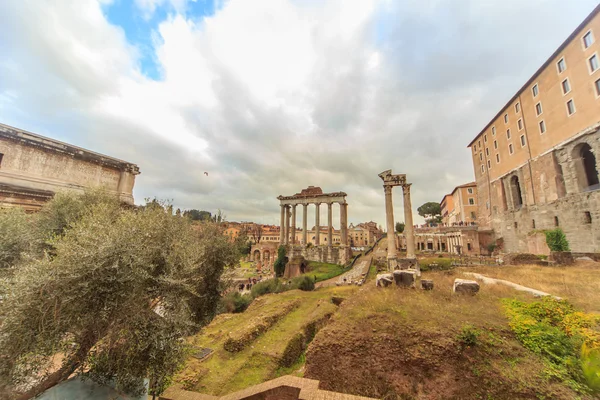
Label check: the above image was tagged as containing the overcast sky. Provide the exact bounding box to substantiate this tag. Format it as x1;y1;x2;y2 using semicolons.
1;0;598;227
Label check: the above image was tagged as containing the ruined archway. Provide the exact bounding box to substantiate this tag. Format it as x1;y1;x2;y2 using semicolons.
510;175;523;208
253;249;261;262
573;143;599;191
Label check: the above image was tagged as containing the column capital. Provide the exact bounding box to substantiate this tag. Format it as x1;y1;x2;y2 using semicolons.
384;186;393;195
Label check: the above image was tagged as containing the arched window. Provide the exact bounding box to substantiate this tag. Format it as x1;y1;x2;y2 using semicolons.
581;143;599;189
510;176;523;208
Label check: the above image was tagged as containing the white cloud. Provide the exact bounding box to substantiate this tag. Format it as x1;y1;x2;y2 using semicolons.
1;0;599;227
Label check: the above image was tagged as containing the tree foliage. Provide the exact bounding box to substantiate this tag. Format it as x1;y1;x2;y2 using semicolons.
273;246;288;277
0;192;238;398
417;202;442;224
0;208;37;269
183;209;212;221
395;222;405;233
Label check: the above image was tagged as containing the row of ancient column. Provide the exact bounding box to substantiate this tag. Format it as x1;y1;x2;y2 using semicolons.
279;202;348;246
384;183;416;260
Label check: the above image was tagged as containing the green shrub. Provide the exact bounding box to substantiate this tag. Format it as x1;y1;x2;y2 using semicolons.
294;276;315;291
218;292;253;314
545;228;570;252
457;324;480;347
503;297;600;393
274;246;288;277
487;243;497;253
251;279;283;297
250;276;315;298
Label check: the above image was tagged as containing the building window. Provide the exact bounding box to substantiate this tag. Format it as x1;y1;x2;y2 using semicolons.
583;31;595;49
515;102;521;113
561;78;571;95
504;113;508;123
566;99;576;115
514;222;518;229
478;140;481;148
532;219;536;229
0;153;3;168
496;154;500;163
532;83;539;97
574;142;599;190
479;153;483;161
510;176;523;208
494;140;498;149
486;148;489;156
554;216;559;227
557;57;566;73
473;145;477;153
535;102;543;116
520;135;526;147
585;211;592;224
517;118;523;131
484;134;488;143
595;78;600;96
487;160;491;169
469;198;475;205
509;143;514;154
467;243;472;251
539;120;546;134
481;164;485;174
589;54;599;73
492;126;496;135
467;187;473;194
506;129;511;139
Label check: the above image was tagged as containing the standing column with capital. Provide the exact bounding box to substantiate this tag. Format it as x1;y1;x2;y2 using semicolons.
314;203;320;245
402;184;416;259
327;203;333;247
383;185;397;268
340;202;348;246
279;205;285;245
291;205;297;245
284;205;290;245
302;203;308;245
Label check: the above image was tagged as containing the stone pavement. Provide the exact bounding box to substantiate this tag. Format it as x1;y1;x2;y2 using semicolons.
316;255;372;288
159;375;376;400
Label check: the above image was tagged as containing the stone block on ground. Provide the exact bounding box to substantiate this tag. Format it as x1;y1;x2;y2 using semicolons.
376;273;393;287
393;270;416;288
421;279;434;290
453;279;480;295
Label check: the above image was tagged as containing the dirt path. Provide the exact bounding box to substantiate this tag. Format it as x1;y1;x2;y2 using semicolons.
463;272;562;299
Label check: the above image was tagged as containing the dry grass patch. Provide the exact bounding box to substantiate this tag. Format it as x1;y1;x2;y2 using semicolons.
305;270;590;399
461;262;600;313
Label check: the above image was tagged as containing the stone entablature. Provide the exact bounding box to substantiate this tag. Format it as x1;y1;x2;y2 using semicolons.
0;123;140;207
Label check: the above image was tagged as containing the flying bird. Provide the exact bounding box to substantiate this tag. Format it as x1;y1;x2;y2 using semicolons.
204;172;208;176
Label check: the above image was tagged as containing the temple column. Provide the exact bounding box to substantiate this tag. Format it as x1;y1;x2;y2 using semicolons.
340;202;348;246
279;204;285;245
327;203;333;247
284;206;290;245
402;184;416;259
302;203;308;245
383;186;397;268
291;205;297;245
314;203;321;245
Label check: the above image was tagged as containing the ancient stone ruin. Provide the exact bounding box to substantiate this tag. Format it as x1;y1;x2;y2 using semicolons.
277;186;351;274
378;170;417;271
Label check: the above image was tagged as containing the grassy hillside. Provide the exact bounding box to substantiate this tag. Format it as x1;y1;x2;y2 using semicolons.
174;285;357;395
305;268;598;399
304;261;350;282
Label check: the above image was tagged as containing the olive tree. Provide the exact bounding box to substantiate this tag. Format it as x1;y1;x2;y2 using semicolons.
0;198;237;399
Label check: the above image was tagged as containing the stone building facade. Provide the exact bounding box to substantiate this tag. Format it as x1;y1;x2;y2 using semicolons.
468;5;600;253
0;123;139;210
440;182;478;225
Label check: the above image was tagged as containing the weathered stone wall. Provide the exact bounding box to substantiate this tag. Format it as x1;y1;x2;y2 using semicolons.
0;125;138;205
288;245;351;265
